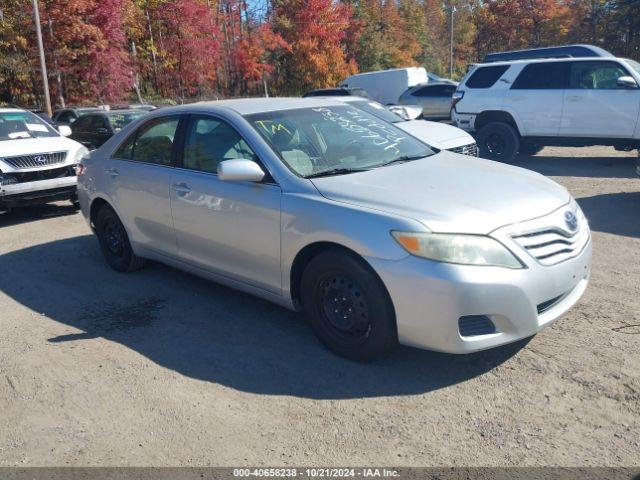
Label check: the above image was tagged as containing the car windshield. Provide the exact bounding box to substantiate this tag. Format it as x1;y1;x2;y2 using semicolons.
106;111;146;132
350;100;404;123
0;111;59;141
624;59;640;76
246;105;433;178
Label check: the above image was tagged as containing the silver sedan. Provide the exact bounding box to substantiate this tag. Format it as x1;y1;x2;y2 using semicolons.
78;98;591;360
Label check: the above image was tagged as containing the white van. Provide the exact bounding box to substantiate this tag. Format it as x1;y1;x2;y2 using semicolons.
341;67;428;105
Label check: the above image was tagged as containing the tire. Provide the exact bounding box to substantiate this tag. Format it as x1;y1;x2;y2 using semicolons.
300;249;398;360
95;204;145;272
519;142;544;156
70;193;80;209
476;121;520;162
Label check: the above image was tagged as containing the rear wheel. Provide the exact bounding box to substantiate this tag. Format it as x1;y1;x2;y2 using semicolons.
300;249;397;360
476;121;520;162
95;204;145;272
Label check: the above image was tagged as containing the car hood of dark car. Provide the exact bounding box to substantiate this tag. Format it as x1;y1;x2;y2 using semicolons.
309;150;571;234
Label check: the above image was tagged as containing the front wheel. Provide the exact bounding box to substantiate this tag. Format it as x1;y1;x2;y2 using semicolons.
300;250;398;360
476;121;520;162
95;205;145;272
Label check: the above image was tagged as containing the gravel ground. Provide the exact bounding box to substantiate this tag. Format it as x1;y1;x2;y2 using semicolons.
0;146;638;466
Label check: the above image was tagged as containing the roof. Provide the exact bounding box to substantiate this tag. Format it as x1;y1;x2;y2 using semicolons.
166;97;349;115
474;56;624;67
483;44;613;63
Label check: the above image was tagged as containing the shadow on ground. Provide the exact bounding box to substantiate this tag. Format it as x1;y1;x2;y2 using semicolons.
577;191;640;239
0;203;79;227
511;153;637;179
0;234;529;399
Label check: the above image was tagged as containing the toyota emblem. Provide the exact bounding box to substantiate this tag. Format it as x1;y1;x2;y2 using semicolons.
564;211;578;231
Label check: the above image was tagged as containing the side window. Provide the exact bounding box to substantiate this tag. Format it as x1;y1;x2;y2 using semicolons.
569;61;631;89
183;116;257;174
113;132;136;160
89;115;108;130
131;116;179;166
512;62;568;89
58;111;75;123
465;65;510;88
72;116;92;131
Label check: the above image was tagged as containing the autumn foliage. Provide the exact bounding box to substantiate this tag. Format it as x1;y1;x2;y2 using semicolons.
0;0;639;107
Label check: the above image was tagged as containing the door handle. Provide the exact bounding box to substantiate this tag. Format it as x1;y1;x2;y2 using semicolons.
171;182;191;193
105;167;119;177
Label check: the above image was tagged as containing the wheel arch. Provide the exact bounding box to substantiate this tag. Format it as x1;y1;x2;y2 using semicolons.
475;110;522;136
288;241;394;316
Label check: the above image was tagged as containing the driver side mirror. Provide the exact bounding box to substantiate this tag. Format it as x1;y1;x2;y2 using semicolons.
617;76;638;88
217;159;265;182
58;125;72;137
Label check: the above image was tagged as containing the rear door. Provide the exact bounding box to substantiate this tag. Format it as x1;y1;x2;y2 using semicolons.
560;60;640;138
504;61;568;136
104;115;182;256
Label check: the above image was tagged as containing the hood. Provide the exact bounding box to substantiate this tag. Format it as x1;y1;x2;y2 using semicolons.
396;120;474;150
310;151;570;235
0;136;82;159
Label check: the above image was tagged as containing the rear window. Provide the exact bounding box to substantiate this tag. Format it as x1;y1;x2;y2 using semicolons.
512;62;568;89
465;65;509;88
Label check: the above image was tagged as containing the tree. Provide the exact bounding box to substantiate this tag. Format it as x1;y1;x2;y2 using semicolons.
272;0;357;94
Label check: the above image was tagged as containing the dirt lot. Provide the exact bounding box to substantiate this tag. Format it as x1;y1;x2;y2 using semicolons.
1;146;639;467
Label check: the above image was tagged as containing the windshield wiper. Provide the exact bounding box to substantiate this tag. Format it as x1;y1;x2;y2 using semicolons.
305;167;371;179
379;154;427;167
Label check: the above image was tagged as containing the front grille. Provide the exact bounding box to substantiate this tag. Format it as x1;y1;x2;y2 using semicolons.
0;166;75;185
537;295;564;314
1;151;67;169
458;315;496;337
511;207;589;266
449;142;479;157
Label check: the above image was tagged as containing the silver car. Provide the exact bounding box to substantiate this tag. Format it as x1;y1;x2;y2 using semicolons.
398;82;458;120
78;98;591;360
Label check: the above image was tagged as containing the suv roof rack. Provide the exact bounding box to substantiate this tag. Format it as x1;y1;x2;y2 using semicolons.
483;44;613;63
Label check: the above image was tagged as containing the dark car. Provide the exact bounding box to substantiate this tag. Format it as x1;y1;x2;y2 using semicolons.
70;110;147;149
52;107;101;126
397;81;459;120
31;110;55;125
303;87;370;98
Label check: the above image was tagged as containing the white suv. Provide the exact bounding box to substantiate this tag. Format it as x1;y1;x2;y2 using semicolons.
452;57;640;163
0;108;88;213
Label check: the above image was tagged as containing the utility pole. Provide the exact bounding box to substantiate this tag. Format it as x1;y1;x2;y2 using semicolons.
450;4;455;79
31;0;52;116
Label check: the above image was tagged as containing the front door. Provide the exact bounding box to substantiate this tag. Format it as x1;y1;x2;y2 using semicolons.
170;114;282;294
560;60;640;138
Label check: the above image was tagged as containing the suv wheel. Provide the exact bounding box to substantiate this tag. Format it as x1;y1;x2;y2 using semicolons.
476;121;520;162
300;249;398;361
95;204;145;272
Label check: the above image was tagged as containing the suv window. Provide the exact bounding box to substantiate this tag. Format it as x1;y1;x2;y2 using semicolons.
512;62;568;89
113;116;179;165
72;115;93;131
183;116;257;174
465;65;509;88
89;115;108;130
412;84;456;96
569;61;632;89
57;110;77;123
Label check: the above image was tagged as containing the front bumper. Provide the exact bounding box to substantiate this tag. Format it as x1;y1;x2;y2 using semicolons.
366;234;591;354
0;176;77;208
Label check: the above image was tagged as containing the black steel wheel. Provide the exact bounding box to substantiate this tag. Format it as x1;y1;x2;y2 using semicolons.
95;204;145;272
301;249;397;360
476;121;520;162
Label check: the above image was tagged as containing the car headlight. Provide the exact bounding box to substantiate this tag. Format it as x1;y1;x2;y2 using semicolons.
74;146;90;163
391;231;524;269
